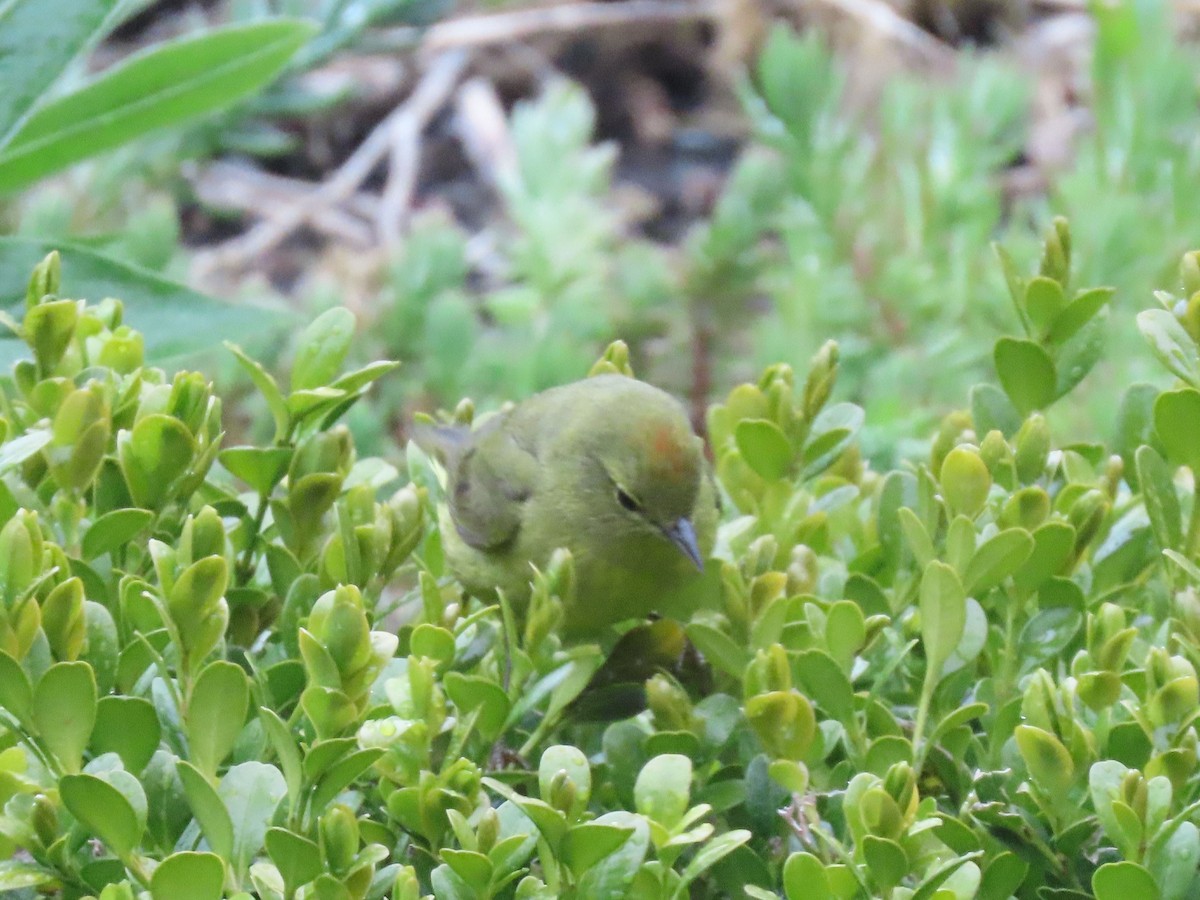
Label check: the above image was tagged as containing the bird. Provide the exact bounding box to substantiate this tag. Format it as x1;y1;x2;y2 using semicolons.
415;374;720;638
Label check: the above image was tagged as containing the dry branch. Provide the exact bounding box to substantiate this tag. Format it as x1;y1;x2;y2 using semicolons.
194;49;469;275
813;0;956;68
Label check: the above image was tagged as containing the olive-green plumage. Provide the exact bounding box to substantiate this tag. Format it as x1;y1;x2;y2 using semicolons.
418;375;719;637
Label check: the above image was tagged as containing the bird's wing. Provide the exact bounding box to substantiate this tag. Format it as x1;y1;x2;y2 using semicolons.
444;418;539;552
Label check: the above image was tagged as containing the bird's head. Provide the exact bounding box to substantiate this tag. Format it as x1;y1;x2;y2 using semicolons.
584;396;707;569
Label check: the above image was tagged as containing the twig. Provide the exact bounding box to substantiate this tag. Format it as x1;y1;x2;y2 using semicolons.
454;77;518;189
377;109;422;246
369;0;720;53
813;0;956;69
189;160;378;245
377;49;473;243
195;49;468;272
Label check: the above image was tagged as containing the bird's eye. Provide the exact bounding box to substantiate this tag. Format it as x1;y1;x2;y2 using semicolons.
616;488;641;512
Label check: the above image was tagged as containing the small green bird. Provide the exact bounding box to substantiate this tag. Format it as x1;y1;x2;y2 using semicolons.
417;375;719;637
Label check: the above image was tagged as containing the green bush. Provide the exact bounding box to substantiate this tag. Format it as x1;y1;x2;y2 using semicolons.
5;216;1200;900
341;9;1200;463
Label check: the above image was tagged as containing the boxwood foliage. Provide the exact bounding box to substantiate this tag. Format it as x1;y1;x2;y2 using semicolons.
2;221;1200;900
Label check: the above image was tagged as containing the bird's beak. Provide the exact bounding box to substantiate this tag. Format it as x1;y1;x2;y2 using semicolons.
663;517;704;570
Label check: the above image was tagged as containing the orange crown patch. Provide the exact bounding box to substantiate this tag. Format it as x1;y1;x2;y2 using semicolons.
650;424;689;478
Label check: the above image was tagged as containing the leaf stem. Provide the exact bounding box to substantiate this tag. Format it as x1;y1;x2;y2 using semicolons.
911;673;935;775
1185;467;1200;559
236;491;271;586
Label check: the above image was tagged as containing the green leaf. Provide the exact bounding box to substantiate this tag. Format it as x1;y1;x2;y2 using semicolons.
0;0;118;149
559;823;632;879
802;403;864;476
441;849;493;892
1053;316;1106;398
82;508;155;561
186;660;248;778
33;661;97;773
1024;277;1067;335
256;712;300;811
910;853;983;900
1018;606;1083;669
219;446;292;497
1013;521;1075;591
280;381;334;414
0;860;58;891
444;672;511;741
824;601;866;670
929;702;988;746
862;835;909;891
1115;384;1160;489
150;851;225;900
735;419;792;480
0;429;51;472
219;761;287;879
634;755;691;828
310;748;383;813
81;594;120;689
940;447;991;518
291;307;356;392
978;853;1028;900
994;242;1026;308
1165;550;1200;585
963;528;1034;594
328;360;399;394
0;238;282;369
430;865;472;900
301;737;357;782
0;649;32;726
1014;725;1074;799
1155;388;1200;472
994;338;1056;415
969;383;1022;438
575;811;649;898
500;795;567;851
91;695;161;775
919;561;966;676
945;513;976;575
898;507;934;568
0;20;318;192
1092;862;1160;900
1089;760;1136;858
794;649;855;724
410;622;456;665
177;759;234;861
266;827;322;897
677;828;751;889
118;414;196;509
1138;308;1200;387
685;622;750;679
1048;287;1114;345
539;744;592;815
60;772;143;858
225;344;291;443
1136;446;1182;554
942;597;987;676
782;852;832;900
1152;820;1200;900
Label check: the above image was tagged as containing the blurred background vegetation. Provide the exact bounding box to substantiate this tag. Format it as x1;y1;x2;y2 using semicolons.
3;0;1197;463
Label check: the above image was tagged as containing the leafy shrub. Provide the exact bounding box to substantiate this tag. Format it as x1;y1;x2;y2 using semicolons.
350;29;1033;453
0;0;320;367
344;11;1200;464
1;0;435;369
7;226;1200;898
